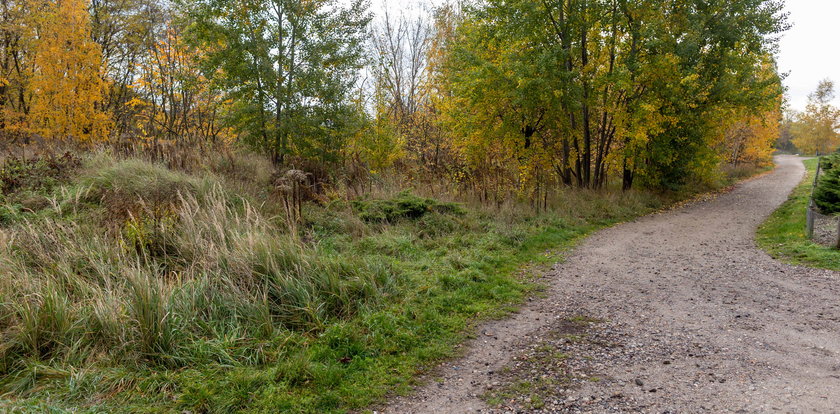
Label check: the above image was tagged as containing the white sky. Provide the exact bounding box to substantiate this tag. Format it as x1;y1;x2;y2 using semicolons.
773;1;838;111
368;0;834;112
368;0;445;17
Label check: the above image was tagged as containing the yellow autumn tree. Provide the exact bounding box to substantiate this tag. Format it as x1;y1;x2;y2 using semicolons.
28;0;111;143
721;108;781;166
791;80;840;155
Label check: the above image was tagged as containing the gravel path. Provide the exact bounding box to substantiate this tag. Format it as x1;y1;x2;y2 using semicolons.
382;155;840;413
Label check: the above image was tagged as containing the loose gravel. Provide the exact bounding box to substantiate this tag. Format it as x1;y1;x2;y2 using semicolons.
812;214;839;248
381;155;840;413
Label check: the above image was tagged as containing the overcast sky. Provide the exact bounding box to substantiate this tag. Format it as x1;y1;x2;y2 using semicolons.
368;0;444;17
778;0;840;112
368;0;834;112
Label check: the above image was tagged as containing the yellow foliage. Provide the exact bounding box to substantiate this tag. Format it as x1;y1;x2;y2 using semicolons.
790;80;840;155
28;0;111;143
721;109;780;166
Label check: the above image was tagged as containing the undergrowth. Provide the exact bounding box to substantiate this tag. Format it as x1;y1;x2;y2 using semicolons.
0;151;733;413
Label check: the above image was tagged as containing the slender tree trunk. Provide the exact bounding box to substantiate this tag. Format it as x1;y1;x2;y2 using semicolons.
580;3;592;188
272;4;286;164
622;159;634;190
560;136;572;185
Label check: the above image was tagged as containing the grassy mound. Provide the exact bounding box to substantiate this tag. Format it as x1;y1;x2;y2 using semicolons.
0;155;394;390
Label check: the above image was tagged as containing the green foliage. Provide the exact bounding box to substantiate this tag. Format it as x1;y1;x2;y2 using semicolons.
0;0;795;410
443;0;786;191
821;153;840;171
185;0;371;163
80;156;201;216
814;154;840;214
0;202;24;225
122;214;179;260
351;191;464;222
0;154;396;373
757;158;840;271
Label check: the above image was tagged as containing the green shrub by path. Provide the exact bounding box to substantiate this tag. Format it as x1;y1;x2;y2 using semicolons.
0;153;756;413
757;158;840;271
813;153;840;215
819;153;840;171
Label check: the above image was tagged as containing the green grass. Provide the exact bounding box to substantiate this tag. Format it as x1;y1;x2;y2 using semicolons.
757;158;840;271
0;153;757;413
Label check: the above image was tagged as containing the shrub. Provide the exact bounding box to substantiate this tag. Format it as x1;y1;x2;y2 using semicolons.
814;153;840;214
820;153;840;171
814;164;840;214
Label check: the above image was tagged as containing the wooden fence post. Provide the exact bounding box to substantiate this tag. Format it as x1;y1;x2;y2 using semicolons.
835;217;840;249
807;157;822;240
813;159;822;188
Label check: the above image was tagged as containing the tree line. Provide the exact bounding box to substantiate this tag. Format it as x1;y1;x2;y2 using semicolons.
779;79;840;156
0;0;787;200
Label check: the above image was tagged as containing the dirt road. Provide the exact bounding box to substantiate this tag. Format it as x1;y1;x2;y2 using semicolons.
383;155;840;413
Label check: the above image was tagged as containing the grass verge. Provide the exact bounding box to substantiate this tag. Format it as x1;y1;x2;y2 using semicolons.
757;158;840;271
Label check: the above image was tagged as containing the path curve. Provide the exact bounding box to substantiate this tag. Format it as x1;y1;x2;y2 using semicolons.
383;155;840;413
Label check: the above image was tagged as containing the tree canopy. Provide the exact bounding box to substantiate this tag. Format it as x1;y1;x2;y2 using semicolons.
790;79;840;155
0;0;788;196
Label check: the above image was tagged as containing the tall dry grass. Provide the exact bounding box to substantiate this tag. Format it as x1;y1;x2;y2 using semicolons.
0;154;396;382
